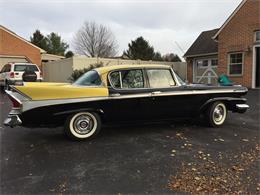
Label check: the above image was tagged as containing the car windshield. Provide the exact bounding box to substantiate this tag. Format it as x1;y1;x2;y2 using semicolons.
74;70;102;86
174;72;186;85
14;64;39;72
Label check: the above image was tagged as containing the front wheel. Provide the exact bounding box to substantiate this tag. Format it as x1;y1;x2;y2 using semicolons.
64;112;101;141
205;101;227;127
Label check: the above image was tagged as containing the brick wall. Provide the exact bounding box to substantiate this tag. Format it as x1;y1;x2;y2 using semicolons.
186;58;193;83
0;28;42;67
218;0;260;88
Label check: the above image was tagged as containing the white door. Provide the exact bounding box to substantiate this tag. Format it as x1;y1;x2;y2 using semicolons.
193;58;218;85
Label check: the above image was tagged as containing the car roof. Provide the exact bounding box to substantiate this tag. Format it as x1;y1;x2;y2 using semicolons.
95;64;171;74
11;63;37;66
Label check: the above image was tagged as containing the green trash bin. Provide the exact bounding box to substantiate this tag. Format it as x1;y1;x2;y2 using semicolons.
218;74;234;86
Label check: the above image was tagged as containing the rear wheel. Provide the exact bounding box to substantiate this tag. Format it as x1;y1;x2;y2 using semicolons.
64;112;101;141
205;101;227;127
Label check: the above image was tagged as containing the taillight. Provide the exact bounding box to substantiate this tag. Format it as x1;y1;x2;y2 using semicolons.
7;94;21;108
10;72;14;78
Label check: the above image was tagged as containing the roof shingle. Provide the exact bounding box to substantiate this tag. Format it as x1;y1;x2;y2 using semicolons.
184;29;219;57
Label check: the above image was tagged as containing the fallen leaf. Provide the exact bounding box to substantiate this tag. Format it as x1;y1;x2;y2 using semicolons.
194;177;200;180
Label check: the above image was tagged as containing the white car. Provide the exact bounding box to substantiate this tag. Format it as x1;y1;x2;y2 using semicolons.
0;63;43;89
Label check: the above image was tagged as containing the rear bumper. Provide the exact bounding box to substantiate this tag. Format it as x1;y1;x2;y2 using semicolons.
235;104;249;113
4;115;22;127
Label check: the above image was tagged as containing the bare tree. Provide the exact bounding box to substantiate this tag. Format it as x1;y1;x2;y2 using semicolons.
73;22;118;57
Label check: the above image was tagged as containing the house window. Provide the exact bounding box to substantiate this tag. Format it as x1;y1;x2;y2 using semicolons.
211;59;218;66
196;60;208;68
229;53;243;76
255;31;260;42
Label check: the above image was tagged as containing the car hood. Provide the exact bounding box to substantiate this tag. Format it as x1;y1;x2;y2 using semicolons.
13;82;109;100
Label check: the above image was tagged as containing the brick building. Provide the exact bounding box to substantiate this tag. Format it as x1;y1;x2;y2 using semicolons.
0;25;46;70
184;0;260;88
0;25;65;72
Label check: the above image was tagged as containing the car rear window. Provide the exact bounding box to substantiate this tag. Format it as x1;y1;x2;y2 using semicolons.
73;70;102;86
14;64;39;72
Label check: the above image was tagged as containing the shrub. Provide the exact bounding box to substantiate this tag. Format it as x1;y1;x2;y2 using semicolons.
68;62;104;82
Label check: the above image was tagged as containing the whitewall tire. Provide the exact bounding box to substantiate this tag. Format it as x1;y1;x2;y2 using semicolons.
206;101;227;127
64;112;101;140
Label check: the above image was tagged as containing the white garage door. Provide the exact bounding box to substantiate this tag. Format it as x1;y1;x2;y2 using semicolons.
193;58;218;85
0;56;29;70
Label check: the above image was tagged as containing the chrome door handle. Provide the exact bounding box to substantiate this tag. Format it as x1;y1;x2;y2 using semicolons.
151;91;161;95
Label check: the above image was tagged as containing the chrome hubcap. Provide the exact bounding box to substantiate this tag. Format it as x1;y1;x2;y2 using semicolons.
73;115;94;135
213;105;225;123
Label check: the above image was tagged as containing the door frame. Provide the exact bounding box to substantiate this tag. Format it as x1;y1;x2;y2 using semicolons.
252;45;260;88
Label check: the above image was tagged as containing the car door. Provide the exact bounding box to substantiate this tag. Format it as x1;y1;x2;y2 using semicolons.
0;65;8;85
145;68;199;120
105;68;152;122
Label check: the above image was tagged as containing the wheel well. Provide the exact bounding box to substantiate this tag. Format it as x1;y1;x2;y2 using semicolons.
201;100;232;113
54;109;105;124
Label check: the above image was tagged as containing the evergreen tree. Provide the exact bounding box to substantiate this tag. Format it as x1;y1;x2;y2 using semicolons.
30;30;69;56
123;37;155;60
30;30;48;51
153;52;163;61
46;32;69;56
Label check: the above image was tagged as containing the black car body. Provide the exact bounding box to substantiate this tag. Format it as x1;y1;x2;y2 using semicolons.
4;64;249;140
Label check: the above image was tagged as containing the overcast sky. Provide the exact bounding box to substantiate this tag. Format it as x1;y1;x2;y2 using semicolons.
0;0;242;58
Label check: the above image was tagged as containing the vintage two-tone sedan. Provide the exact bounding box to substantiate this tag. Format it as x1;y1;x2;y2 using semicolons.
4;64;249;140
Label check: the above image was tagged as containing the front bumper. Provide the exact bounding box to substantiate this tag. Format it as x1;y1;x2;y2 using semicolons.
235;104;249;113
4;115;22;127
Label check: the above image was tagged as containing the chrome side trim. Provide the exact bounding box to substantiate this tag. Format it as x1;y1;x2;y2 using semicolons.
150;89;245;97
22;96;110;112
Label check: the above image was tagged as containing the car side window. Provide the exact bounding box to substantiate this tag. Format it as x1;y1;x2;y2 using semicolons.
147;69;175;88
5;65;11;72
109;69;144;89
109;71;121;88
1;65;7;73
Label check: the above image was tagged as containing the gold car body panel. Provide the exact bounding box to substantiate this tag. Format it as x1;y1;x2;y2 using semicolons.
14;84;109;100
